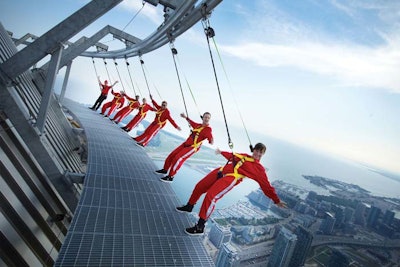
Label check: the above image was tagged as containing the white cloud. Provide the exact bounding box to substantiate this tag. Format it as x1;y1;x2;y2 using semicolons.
220;39;400;92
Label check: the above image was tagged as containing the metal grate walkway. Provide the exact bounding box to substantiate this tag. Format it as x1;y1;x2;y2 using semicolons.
55;99;214;266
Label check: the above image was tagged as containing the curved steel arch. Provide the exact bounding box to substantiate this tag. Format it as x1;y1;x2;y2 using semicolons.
81;0;222;59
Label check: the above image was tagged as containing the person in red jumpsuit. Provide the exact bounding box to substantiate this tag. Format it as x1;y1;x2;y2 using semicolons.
156;112;213;183
176;143;287;235
111;94;140;123
133;95;181;147
90;77;118;110
100;89;125;117
121;97;156;132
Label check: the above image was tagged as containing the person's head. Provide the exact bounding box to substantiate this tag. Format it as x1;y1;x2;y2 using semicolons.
142;98;147;104
161;101;167;109
202;112;211;125
104;80;108;84
252;142;267;160
135;95;139;100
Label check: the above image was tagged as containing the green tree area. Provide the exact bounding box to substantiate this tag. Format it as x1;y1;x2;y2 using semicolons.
214;216;280;226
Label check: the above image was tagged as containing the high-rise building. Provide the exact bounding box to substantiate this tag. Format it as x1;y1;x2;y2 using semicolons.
383;210;395;226
209;223;232;248
288;225;313;267
215;243;240;267
367;206;381;228
333;205;345;228
344;207;354;223
354;202;366;226
267;227;297;267
319;212;336;235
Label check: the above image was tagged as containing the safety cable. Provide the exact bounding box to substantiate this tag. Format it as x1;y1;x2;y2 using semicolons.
139;56;151;96
125;57;140;96
113;58;126;93
122;1;146;31
202;19;233;150
103;58;113;85
91;57;102;89
169;42;202;119
100;2;146;44
139;55;162;99
211;37;253;151
169;42;190;128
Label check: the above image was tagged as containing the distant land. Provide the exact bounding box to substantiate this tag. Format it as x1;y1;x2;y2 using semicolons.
368;168;400;183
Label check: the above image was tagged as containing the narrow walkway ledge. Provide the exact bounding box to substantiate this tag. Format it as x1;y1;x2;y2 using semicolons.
55;99;214;266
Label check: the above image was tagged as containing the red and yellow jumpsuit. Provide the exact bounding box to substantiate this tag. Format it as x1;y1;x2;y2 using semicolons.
101;90;125;117
134;99;179;146
112;95;140;123
124;103;156;131
163;118;213;177
188;151;280;220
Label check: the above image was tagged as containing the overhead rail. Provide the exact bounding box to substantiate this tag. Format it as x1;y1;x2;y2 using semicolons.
81;0;223;59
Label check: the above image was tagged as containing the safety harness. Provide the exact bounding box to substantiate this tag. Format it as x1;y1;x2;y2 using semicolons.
190;126;205;150
128;99;138;109
139;104;147;117
219;153;255;181
155;109;167;127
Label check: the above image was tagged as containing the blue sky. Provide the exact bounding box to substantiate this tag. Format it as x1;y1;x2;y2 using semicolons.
1;0;400;174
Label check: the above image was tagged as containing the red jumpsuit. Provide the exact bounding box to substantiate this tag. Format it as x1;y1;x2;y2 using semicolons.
124;103;156;131
188;151;280;220
101;90;125;117
134;99;179;146
91;82;112;110
112;95;140;123
163;118;213;177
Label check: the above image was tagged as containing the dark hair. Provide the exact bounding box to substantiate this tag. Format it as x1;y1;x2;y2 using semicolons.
203;112;211;117
253;143;266;153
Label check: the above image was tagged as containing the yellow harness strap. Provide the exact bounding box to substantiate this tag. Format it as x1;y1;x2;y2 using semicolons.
190;126;205;149
156;109;166;127
115;95;122;104
129;100;137;108
138;104;146;116
220;153;255;181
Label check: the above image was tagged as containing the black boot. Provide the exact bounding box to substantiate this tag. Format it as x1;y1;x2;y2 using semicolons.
185;218;206;235
176;203;194;213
